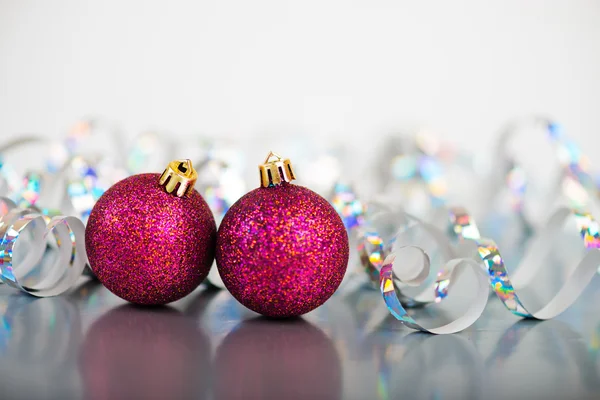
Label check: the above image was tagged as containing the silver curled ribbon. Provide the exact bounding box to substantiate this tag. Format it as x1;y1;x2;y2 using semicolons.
0;136;48;207
368;204;600;333
494;117;600;227
374;211;489;334
437;206;600;319
0;197;87;297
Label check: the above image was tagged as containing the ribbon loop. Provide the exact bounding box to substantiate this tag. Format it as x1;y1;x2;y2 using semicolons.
0;197;87;297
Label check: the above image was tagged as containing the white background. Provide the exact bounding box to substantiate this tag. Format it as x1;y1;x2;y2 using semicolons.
1;0;599;154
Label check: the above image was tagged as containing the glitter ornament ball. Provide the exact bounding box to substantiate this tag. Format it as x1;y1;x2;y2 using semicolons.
86;159;217;305
216;152;349;317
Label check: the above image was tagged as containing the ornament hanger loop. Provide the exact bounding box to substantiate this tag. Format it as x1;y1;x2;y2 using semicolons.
159;159;198;197
259;151;296;188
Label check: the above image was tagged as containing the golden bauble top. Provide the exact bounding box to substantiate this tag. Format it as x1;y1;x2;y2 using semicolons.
159;159;198;197
258;151;296;188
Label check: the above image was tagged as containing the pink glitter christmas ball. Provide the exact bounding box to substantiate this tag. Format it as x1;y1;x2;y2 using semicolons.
85;173;216;305
216;183;349;317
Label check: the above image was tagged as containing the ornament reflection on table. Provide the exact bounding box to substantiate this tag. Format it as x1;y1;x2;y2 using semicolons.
215;318;342;400
216;152;349;317
81;305;211;400
85;159;216;305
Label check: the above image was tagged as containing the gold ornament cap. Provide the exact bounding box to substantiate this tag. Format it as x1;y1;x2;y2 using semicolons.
259;151;296;187
159;159;198;197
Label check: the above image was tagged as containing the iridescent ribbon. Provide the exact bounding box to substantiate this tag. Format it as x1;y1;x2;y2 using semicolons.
0;197;87;297
194;146;247;290
358;208;455;302
0;136;48;207
330;182;366;231
495;117;600;225
0;124;271;294
373;204;600;333
441;206;600;319
360;209;489;334
356;204;401;289
379;250;489;334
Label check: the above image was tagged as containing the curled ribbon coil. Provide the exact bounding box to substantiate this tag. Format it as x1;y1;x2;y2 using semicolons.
380;252;489;334
362;209;457;303
371;211;489;334
495;117;600;226
0;197;87;297
369;205;600;333
441;206;600;319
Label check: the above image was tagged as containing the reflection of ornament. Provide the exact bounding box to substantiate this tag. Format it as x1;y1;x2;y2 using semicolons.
81;305;210;400
216;152;349;317
215;319;341;400
0;197;87;296
86;159;216;305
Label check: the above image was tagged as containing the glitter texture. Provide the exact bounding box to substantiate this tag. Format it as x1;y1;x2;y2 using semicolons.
216;183;349;317
85;173;216;305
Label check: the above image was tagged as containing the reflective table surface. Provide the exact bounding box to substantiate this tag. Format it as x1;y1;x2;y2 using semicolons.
0;276;599;400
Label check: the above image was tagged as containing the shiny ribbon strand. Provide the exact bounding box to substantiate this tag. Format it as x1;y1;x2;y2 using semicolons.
494;117;600;226
437;206;600;319
357;202;600;333
347;118;600;333
367;210;489;334
0;197;87;296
